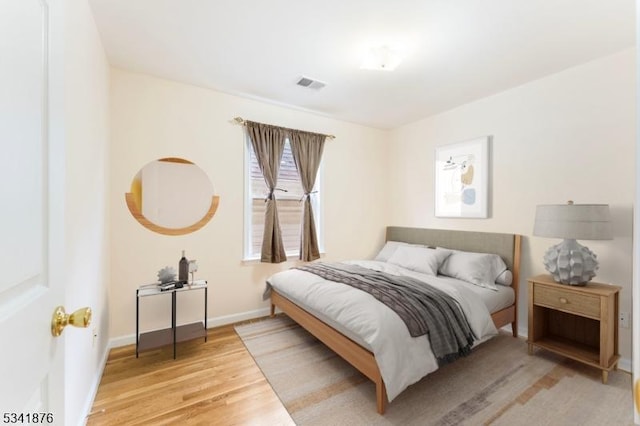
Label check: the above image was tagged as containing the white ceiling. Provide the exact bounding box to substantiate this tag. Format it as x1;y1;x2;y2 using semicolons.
89;0;635;129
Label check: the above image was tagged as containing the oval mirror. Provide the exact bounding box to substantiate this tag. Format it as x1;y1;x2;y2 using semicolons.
125;158;219;235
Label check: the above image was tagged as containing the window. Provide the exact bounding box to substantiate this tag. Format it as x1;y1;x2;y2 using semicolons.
244;137;323;259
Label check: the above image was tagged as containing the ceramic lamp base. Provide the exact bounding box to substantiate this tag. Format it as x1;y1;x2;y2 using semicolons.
542;239;598;285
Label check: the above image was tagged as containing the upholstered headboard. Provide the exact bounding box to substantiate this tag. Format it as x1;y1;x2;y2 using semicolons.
385;226;521;273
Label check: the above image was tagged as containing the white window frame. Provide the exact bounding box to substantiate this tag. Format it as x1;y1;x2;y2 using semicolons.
243;135;324;261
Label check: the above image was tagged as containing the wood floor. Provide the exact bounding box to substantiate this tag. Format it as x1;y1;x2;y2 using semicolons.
86;323;294;425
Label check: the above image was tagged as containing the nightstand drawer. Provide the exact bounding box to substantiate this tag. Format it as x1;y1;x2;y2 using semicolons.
533;285;600;318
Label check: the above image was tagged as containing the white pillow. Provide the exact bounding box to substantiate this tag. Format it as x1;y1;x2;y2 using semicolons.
438;250;507;291
374;241;408;262
387;245;451;276
495;269;513;286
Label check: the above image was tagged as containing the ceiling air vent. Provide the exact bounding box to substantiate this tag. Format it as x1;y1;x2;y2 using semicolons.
296;76;326;90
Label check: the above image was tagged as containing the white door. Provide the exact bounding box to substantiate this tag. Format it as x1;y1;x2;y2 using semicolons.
0;0;65;421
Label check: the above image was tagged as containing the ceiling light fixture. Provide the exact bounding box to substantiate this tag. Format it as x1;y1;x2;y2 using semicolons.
360;45;403;71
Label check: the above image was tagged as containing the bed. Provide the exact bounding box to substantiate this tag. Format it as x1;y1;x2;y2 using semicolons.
268;227;521;414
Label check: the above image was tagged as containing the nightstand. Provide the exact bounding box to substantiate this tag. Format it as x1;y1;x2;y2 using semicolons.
527;274;620;383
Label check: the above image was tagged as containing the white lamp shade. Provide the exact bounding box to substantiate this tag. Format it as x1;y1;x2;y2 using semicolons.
533;204;612;240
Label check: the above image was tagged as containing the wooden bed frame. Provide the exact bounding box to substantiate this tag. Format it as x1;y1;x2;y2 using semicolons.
269;227;522;415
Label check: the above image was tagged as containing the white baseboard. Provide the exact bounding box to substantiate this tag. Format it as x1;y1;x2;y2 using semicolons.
207;307;271;328
109;333;136;349
108;312;633;378
108;307;272;349
618;357;632;373
80;341;110;425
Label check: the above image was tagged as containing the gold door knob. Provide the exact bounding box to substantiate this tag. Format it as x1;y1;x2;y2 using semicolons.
51;306;92;337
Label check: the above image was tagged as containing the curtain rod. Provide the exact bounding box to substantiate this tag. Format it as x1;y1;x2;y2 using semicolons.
232;117;335;140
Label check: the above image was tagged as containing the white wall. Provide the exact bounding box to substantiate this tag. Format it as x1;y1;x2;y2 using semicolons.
388;49;636;361
109;69;390;339
62;1;111;424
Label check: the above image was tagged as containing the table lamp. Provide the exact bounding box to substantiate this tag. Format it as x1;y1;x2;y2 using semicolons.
533;201;612;285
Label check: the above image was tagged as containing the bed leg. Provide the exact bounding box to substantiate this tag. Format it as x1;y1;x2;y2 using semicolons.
270;302;275;317
511;319;518;338
376;379;387;415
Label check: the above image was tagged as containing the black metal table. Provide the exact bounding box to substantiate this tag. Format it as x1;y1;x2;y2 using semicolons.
136;280;208;359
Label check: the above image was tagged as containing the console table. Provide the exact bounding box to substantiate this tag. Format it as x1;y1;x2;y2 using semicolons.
136;279;208;359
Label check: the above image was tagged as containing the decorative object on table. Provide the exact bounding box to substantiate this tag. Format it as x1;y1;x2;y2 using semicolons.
157;266;177;284
178;250;189;283
435;136;490;218
159;281;179;291
533;201;612;285
188;259;198;284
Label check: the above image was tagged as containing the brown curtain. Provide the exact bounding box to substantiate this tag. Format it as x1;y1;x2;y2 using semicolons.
246;121;287;263
289;130;326;261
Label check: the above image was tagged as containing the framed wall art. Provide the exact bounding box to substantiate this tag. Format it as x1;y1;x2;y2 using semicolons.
435;136;490;218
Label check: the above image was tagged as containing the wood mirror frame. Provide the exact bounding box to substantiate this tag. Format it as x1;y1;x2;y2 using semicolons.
124;158;219;236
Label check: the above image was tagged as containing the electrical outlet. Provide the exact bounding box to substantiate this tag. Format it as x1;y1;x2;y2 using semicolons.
619;312;630;328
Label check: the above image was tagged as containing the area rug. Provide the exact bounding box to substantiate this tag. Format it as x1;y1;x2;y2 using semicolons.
235;315;632;425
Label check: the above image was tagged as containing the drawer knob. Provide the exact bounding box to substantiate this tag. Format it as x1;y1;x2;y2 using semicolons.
559;297;568;304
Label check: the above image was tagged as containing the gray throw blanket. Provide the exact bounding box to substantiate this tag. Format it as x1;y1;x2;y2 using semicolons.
294;262;474;365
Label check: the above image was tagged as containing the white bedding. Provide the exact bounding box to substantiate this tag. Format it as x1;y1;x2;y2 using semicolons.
267;260;499;402
437;275;515;313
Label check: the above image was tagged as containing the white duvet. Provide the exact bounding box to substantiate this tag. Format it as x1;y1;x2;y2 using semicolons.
266;260;498;402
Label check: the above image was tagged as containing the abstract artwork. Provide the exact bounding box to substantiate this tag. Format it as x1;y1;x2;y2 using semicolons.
435;136;489;218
